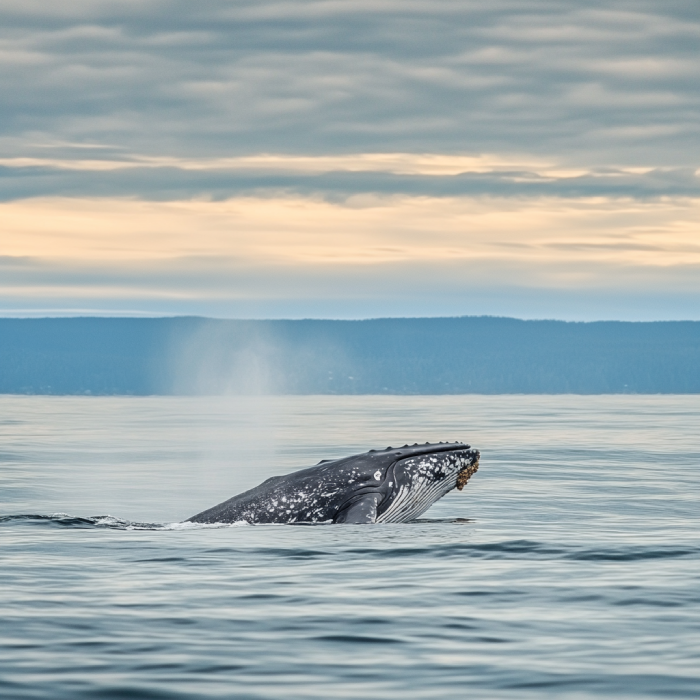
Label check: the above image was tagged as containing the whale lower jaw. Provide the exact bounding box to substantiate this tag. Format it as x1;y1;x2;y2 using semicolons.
376;476;457;524
376;460;479;523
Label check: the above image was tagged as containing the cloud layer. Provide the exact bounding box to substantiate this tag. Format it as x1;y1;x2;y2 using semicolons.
2;0;698;167
1;1;698;318
3;194;699;320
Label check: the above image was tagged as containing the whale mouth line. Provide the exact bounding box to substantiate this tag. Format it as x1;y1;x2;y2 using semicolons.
456;459;479;491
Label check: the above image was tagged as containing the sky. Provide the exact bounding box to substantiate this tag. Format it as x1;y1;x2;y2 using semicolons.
1;0;699;320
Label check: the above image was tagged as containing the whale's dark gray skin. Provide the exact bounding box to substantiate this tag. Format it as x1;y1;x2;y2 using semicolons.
186;442;480;525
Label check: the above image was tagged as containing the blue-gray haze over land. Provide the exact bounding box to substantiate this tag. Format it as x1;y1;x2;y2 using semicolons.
2;317;699;395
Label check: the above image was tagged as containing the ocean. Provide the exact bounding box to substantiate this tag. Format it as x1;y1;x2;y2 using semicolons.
1;395;699;699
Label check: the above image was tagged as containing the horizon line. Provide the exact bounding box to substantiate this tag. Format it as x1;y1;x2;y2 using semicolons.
1;314;699;325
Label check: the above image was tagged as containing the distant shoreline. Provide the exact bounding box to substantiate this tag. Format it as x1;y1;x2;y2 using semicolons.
2;316;699;396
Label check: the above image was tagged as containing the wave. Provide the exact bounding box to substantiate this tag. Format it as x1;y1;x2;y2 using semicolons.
1;514;698;563
0;513;249;530
346;540;700;561
0;514;468;530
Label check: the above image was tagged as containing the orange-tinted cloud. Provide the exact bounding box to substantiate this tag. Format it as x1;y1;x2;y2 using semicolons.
2;194;699;299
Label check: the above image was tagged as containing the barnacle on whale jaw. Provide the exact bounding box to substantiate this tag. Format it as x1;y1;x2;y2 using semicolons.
456;460;479;491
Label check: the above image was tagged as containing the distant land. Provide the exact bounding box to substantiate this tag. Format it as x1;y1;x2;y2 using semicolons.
1;316;699;395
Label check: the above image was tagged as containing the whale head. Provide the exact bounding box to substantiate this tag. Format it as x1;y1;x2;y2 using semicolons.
333;442;480;524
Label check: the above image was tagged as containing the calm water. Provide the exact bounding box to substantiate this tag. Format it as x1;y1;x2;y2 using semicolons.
1;395;699;699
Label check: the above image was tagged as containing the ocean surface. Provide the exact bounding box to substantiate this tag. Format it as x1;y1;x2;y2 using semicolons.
1;394;699;699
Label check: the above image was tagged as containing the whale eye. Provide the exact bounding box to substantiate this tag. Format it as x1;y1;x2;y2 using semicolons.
373;470;382;480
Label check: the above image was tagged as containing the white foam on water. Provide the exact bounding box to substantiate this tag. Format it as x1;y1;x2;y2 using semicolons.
162;520;251;530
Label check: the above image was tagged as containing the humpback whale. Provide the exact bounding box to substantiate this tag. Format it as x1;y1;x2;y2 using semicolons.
187;442;480;525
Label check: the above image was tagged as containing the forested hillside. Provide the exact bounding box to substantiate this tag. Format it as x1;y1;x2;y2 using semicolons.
1;317;698;395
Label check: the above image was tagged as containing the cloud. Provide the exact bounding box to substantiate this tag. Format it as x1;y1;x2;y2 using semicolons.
1;1;699;320
2;193;699;320
2;152;566;174
1;157;697;202
1;0;698;169
4;193;699;264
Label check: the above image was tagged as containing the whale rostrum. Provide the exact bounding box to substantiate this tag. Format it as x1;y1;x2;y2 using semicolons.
186;442;480;525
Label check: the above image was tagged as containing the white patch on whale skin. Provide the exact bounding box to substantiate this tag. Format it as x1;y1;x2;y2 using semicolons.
374;470;382;480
